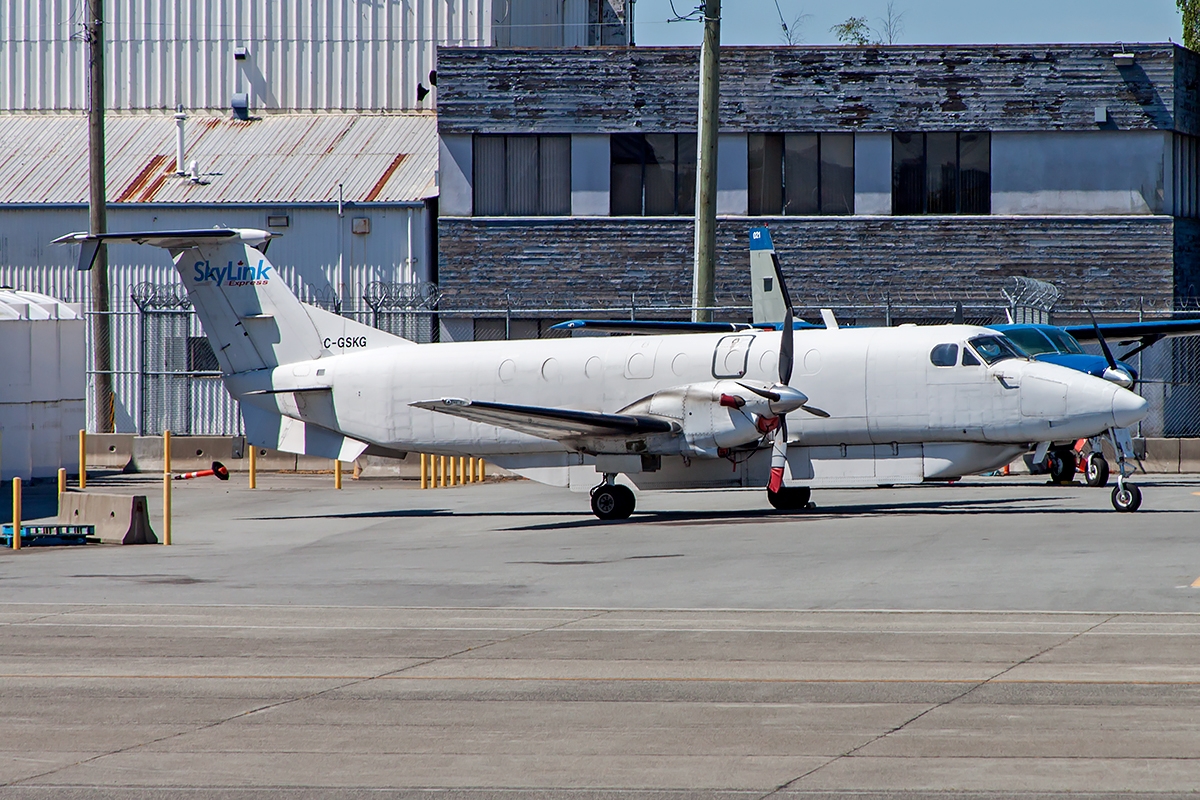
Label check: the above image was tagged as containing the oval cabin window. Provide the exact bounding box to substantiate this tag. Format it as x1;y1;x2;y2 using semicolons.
930;343;959;367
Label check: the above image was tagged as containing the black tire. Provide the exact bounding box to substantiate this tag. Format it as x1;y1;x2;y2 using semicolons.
767;485;811;511
1048;448;1077;484
1085;454;1110;488
1111;483;1142;512
591;484;635;520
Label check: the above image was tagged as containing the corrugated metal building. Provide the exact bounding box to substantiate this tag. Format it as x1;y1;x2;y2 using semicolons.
1;0;630;112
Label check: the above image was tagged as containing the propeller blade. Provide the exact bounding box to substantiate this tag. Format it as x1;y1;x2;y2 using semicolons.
801;404;831;418
1087;309;1119;372
771;252;794;386
737;382;781;402
768;416;788;493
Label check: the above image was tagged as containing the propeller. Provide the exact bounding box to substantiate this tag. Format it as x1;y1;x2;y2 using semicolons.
1087;309;1134;388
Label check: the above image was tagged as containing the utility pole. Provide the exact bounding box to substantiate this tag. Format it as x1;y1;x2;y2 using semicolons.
87;0;113;432
691;0;719;323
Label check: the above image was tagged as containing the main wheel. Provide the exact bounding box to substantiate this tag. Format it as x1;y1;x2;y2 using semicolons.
767;485;811;511
1085;453;1110;488
591;484;635;520
1048;448;1077;484
1111;483;1142;512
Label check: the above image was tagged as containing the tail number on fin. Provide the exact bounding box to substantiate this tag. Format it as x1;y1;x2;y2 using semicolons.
324;336;367;349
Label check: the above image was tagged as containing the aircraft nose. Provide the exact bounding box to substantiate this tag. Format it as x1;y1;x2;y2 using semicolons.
1112;388;1149;429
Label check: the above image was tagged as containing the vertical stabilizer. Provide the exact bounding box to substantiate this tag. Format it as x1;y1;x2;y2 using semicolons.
749;227;788;325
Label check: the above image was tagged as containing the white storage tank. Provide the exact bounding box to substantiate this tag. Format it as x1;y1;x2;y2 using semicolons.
0;290;85;481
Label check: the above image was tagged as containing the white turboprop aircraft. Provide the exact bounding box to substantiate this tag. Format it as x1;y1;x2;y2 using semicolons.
56;226;1150;518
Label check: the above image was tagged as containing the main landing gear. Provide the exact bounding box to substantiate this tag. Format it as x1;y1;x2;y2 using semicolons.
767;485;812;511
590;474;635;520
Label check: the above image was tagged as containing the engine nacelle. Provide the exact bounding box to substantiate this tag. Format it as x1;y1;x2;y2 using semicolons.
621;381;765;458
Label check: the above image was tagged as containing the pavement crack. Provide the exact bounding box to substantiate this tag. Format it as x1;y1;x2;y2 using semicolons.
2;609;611;788
756;613;1121;799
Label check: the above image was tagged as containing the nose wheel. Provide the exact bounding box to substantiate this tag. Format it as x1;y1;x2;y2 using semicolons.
590;476;635;520
1105;428;1142;512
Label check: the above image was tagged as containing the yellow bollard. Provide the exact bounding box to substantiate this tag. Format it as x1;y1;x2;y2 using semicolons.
163;431;172;546
458;457;465;486
468;457;476;484
478;458;486;483
78;429;87;489
11;477;21;551
439;455;447;488
58;467;67;498
420;454;429;489
248;445;257;489
335;460;343;490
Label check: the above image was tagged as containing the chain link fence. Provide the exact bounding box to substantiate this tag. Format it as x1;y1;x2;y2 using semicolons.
84;282;1200;438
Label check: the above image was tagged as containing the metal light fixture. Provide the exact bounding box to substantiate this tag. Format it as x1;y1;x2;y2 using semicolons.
416;83;430;102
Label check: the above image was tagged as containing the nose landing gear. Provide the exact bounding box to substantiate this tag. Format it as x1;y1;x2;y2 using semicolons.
1106;428;1142;512
590;474;636;520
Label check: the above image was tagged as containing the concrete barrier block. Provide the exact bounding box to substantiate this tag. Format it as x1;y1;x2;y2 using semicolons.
1140;438;1181;474
132;436;243;472
58;491;157;544
86;433;134;469
1180;439;1200;474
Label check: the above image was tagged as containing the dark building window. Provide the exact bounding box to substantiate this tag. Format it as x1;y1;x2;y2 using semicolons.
610;133;697;216
748;133;854;216
473;135;570;216
893;132;990;215
1175;133;1200;219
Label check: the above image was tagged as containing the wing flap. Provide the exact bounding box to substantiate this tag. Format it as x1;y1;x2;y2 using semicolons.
411;398;678;441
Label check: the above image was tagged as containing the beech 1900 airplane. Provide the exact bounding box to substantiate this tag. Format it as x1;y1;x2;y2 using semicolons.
56;226;1150;518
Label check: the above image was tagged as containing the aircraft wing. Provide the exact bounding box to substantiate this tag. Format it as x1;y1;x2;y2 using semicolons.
411;398;679;441
1063;318;1200;344
551;319;754;334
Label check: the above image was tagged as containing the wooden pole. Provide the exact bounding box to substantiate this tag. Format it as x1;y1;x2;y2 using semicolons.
691;0;720;323
87;0;114;432
163;431;172;546
11;477;21;551
248;445;257;489
79;429;87;489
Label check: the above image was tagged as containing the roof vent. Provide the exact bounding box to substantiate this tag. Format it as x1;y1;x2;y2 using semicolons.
231;92;250;121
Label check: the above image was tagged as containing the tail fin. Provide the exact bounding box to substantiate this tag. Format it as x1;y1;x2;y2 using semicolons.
56;228;408;375
749;226;788;325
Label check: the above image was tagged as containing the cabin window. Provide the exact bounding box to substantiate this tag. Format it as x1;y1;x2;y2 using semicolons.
610;133;697;216
893;132;990;215
748;133;854;216
473;135;571;216
929;343;959;367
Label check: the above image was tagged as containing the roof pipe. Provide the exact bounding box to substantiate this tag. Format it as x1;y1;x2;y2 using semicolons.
174;105;187;176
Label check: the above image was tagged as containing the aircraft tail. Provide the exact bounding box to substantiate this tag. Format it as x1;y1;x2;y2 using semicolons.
749;226;788;325
57;228;409;376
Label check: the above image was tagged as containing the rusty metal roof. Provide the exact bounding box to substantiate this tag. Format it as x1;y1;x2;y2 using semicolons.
0;112;437;204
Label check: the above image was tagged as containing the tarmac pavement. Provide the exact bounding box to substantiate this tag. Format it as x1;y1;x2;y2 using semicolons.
1;473;1199;797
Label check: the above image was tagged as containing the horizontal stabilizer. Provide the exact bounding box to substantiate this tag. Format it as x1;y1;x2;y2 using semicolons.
411;398;678;442
53;229;273;270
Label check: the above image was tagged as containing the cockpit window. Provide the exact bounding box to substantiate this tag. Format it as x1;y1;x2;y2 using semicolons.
1002;327;1057;356
1042;327;1085;354
962;348;981;366
929;343;959;367
968;335;1025;365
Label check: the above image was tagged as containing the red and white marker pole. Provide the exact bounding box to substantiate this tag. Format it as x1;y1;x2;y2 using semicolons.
174;461;230;481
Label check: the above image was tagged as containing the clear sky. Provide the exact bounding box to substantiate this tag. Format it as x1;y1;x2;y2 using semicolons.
633;0;1185;47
